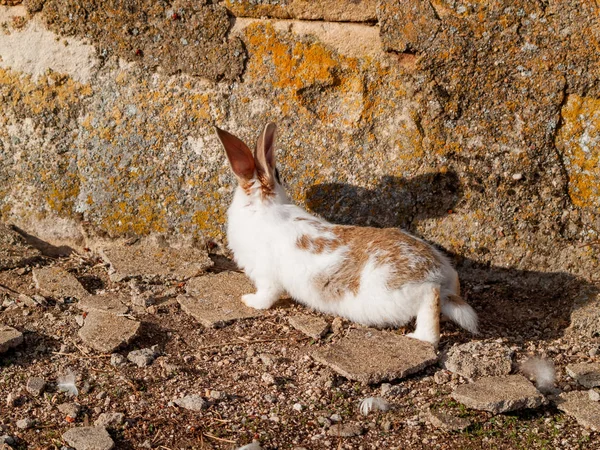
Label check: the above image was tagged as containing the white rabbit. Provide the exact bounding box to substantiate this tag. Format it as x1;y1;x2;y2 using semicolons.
215;123;478;347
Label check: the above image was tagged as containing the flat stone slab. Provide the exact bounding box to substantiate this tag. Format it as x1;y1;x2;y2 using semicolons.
0;325;23;353
78;311;140;353
566;362;600;388
556;391;600;431
177;272;262;327
312;329;438;384
288;314;330;339
451;375;546;414
426;409;472;431
0;224;41;270
62;426;114;450
77;294;129;315
442;341;513;380
33;266;88;299
100;244;213;282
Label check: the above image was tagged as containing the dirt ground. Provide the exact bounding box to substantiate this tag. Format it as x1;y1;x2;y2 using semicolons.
1;248;600;450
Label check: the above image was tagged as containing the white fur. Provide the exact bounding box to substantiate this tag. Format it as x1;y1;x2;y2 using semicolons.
226;176;477;346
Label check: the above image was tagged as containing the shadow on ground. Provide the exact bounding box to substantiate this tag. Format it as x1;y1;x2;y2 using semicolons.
306;174;599;344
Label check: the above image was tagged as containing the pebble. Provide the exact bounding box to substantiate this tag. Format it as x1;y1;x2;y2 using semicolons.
174;395;208;411
0;435;15;446
94;412;125;428
261;373;276;385
110;353;127;367
26;376;46;397
293;403;303;412
208;390;226;400
127;347;158;367
16;418;34;429
589;389;600;402
57;402;81;420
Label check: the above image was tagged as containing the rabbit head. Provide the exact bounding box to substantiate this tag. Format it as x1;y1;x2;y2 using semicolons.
215;123;288;204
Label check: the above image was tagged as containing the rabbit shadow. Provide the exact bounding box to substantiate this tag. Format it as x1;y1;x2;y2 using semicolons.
305;174;599;344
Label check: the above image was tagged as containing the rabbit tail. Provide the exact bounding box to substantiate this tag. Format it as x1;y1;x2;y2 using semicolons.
441;294;478;334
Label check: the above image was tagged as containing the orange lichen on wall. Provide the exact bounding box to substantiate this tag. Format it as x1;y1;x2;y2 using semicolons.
556;94;600;211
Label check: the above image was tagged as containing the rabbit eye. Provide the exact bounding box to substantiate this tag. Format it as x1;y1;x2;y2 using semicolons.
275;168;282;184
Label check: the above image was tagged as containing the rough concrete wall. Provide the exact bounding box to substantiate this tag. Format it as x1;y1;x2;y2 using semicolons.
0;0;599;278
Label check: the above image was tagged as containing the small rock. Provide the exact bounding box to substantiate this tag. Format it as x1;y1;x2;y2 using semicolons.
32;267;88;300
26;376;46;397
317;416;332;427
556;391;600;431
174;395;208;411
208;390;227;400
259;353;277;367
566;363;600;388
288;314;330;339
589;389;600;402
78;311;140;353
0;325;23;353
110;353;127;367
0;435;15;446
327;423;363;437
427;409;471;431
293;403;303;412
58;403;81;420
261;373;276;385
94;412;124;429
380;383;407;397
442;341;513;379
451;375;546;414
16;418;34;430
330;413;342;423
62;426;115;450
331;317;343;335
127;348;158;367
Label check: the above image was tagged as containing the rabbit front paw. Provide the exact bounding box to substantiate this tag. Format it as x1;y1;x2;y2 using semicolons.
241;293;276;310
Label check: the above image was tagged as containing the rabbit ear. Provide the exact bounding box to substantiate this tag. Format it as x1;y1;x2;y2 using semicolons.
255;123;277;177
215;127;255;180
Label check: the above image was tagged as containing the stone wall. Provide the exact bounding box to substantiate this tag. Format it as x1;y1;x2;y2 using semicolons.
1;0;599;278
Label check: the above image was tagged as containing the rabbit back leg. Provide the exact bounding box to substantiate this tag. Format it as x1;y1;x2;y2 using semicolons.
406;284;441;347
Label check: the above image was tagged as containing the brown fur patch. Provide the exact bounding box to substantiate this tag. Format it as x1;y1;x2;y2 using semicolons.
296;234;341;253
446;294;467;306
431;286;441;338
312;225;442;301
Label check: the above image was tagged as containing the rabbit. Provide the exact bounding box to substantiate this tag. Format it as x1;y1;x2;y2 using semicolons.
215;123;478;347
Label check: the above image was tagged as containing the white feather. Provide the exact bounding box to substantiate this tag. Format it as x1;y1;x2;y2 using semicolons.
57;368;78;397
520;357;556;394
359;397;391;415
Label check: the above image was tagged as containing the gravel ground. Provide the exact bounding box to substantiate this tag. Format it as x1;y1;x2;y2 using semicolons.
1;249;599;450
